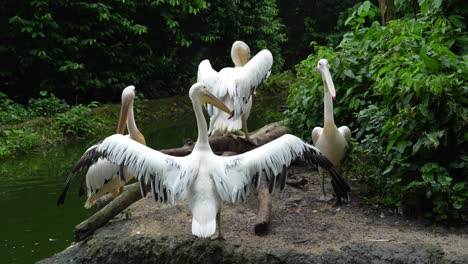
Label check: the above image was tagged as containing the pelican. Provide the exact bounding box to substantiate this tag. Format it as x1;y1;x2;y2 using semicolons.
197;41;273;144
67;82;350;239
312;59;352;204
57;85;146;208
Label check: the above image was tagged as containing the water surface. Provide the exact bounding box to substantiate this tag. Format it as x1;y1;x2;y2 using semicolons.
0;96;283;263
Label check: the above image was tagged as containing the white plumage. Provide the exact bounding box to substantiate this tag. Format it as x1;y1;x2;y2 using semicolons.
312;59;352;204
69;83;349;238
57;85;146;208
197;41;273;143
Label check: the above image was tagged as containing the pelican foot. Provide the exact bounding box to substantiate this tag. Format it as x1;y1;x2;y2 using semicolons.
319;193;334;201
239;136;258;146
226;132;239;140
210;234;225;241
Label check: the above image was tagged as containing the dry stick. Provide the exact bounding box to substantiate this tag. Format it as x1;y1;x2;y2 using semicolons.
74;122;289;241
254;178;272;235
286;178;309;189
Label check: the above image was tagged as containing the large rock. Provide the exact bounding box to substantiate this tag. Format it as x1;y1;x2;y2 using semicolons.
40;165;468;264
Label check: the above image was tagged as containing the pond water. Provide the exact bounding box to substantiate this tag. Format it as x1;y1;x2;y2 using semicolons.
0;96;284;264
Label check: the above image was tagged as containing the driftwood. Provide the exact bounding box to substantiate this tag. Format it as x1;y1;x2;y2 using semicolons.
286;178;309;189
253;178;272;235
74;122;289;241
75;183;141;241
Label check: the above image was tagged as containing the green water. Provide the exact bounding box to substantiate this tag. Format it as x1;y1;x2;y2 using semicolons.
0;96;283;263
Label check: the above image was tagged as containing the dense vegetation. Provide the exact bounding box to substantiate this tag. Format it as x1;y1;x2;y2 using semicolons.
0;90;100;158
1;0;466;222
1;0;286;102
287;0;467;222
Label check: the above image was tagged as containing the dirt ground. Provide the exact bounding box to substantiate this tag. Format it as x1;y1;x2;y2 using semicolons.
124;163;468;257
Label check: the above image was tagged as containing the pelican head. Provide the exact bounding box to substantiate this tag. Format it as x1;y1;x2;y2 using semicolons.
189;82;232;116
317;59;336;100
231;41;251;67
117;85;136;134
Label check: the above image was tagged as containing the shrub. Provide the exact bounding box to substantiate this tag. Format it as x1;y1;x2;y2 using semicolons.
0;129;39;158
55;104;99;138
0;92;31;125
28;91;70;117
286;1;467;222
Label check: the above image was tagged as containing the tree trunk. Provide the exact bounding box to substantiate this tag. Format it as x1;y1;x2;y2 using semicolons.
378;0;396;25
74;122;289;241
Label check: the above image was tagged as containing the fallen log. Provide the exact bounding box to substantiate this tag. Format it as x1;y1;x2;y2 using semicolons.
74;122;289;241
75;183;141;241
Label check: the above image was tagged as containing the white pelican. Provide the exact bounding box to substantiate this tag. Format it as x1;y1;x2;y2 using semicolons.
67;82;349;239
312;59;352;204
197;41;273;144
57;85;146;208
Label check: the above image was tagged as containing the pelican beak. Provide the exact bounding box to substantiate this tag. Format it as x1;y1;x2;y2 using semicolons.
201;92;233;118
319;63;336;100
117;101;129;134
240;50;250;66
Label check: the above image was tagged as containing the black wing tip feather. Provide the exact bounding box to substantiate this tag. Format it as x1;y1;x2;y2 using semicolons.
280;165;288;190
119;164;126;182
304;146;351;199
56;141;105;207
56;185;69;206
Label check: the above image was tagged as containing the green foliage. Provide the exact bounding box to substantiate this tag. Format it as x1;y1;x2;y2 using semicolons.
278;0;360;68
0;92;31;125
0;129;39;158
344;1;379;30
258;71;296;96
286;1;467;222
28;91;70;117
1;0;286;101
55;104;99;138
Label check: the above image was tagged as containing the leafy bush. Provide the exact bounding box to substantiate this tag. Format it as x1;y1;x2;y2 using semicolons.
55;104;99;138
258;71;296;96
0;129;39;158
28;91;70;117
0;92;31;125
286;1;467;222
1;0;286;101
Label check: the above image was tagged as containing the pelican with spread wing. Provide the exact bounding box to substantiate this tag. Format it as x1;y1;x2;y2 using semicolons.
312;59;352;204
198;41;273;144
67;82;349;239
57;85;146;208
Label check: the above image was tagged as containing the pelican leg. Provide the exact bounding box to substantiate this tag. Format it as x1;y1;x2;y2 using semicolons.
211;209;225;240
319;168;333;201
343;170;351;202
239;112;258;145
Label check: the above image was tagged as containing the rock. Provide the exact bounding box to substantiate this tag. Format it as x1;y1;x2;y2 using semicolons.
39;227;467;264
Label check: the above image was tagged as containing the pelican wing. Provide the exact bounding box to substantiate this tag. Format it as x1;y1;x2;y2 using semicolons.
64;134;195;204
197;50;273;119
212;134;350;203
197;59;220;116
224;49;273;118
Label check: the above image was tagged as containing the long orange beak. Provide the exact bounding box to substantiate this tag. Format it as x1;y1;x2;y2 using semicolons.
116;101;129;134
201;91;233;118
319;64;336;100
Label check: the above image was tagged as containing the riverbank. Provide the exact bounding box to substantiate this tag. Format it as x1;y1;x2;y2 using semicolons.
0;95;195;160
40;165;468;263
0;73;291;161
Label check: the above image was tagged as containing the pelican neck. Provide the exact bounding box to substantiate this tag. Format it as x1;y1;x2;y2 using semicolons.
127;103;140;138
192;98;211;151
324;84;335;125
